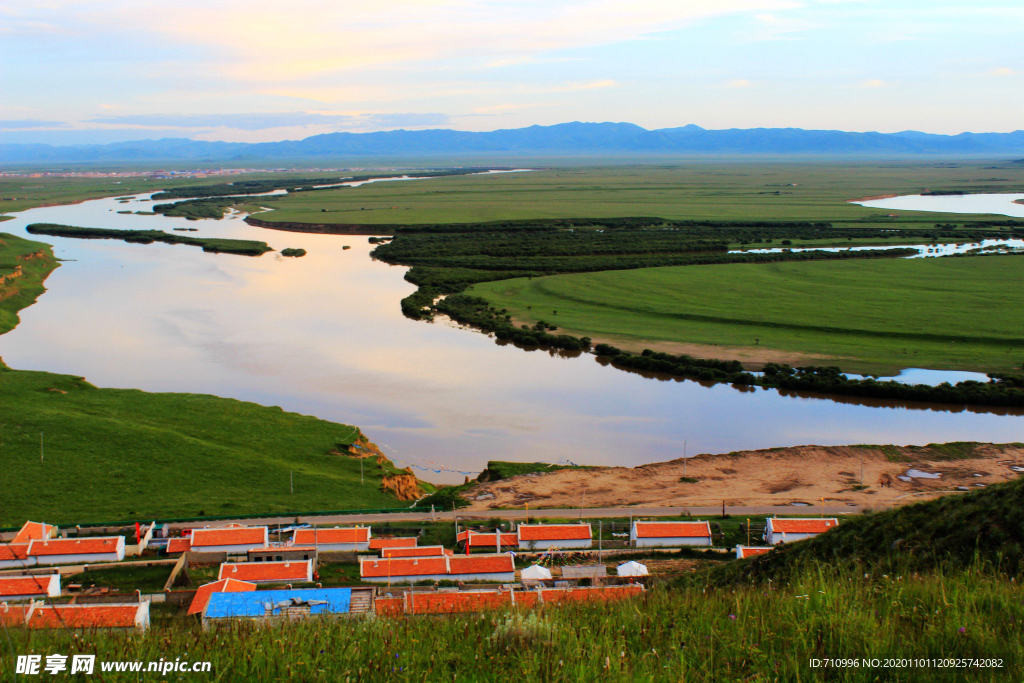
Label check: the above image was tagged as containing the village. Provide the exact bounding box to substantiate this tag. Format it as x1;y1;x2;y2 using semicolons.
0;514;841;632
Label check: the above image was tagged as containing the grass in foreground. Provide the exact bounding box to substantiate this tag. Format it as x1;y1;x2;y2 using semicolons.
4;566;1020;682
469;255;1024;374
0;362;424;525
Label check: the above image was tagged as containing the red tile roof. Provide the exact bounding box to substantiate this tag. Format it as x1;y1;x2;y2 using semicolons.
381;546;450;558
361;557;448;578
0;575;56;597
293;527;369;545
218;561;311;583
167;538;192;554
737;547;772;559
368;537;417;550
27;604;143;629
0;544;30;562
0;604;29;627
540;585;643;604
406;591;513;614
191;527;266;548
518;524;591;541
770;518;839;534
456;530;469;543
447;555;515;575
466;532;519;548
28;537;122;557
634;522;711;538
187;578;256;616
13;522;56;544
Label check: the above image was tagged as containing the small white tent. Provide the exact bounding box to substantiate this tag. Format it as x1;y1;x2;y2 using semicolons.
616;561;649;577
520;564;553;581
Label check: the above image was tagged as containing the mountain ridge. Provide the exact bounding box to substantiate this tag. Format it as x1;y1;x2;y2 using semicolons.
3;121;1024;164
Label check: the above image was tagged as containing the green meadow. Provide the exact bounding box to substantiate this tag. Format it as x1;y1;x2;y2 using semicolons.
253;162;1024;227
0;363;420;525
0;232;59;335
469;254;1024;374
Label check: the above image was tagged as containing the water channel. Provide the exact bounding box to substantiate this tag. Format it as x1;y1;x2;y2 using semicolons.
1;191;1021;483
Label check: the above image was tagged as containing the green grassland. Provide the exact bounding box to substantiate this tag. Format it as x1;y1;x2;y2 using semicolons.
468;255;1024;374
0;232;59;335
251;162;1024;228
0;362;421;525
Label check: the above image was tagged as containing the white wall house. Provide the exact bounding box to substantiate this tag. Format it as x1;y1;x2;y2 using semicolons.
0;544;35;570
630;521;712;547
292;527;370;551
0;574;60;601
190;527;269;554
516;524;592;550
28;536;125;565
764;518;839;546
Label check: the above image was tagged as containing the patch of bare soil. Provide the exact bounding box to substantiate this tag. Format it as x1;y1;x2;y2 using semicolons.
461;443;1024;512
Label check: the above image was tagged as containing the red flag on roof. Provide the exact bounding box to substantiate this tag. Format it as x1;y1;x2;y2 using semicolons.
135;522;141;545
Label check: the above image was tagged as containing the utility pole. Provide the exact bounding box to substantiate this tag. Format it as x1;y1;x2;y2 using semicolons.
579;488;587;520
746;518;751;547
290;470;294;494
598;520;602;563
40;433;44;464
360;457;364;486
860;455;865;486
683;440;686;477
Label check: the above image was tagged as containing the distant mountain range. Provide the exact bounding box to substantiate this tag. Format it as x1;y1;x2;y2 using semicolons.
4;122;1024;164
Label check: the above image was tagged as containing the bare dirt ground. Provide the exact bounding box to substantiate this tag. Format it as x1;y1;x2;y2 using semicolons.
463;443;1024;512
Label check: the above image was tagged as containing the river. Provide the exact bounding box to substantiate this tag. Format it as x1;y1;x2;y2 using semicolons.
1;192;1022;483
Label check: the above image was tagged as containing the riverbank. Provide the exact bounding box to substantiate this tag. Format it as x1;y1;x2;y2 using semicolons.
459;442;1024;512
0;232;58;335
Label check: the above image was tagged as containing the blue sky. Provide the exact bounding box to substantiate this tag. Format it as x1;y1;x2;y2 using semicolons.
1;0;1021;144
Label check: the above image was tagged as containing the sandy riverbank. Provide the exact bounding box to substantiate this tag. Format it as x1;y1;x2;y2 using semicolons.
461;443;1024;512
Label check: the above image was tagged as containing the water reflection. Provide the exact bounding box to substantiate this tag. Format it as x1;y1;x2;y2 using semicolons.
1;193;1022;483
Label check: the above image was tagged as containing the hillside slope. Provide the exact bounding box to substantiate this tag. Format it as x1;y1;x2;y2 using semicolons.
717;474;1024;583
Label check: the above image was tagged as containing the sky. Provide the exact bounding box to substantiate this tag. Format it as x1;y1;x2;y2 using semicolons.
1;0;1021;145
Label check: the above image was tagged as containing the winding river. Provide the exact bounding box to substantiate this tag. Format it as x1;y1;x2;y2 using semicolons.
1;192;1022;483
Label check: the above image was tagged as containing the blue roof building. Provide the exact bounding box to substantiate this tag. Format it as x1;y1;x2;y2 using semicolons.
203;588;353;623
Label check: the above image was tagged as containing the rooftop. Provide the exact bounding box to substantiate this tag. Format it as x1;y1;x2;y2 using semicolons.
191;527;267;548
0;575;57;597
27;604;143;629
13;522;57;544
769;518;839;534
518;524;591;541
187;578;256;616
633;521;711;538
218;561;311;583
293;527;369;545
27;537;122;557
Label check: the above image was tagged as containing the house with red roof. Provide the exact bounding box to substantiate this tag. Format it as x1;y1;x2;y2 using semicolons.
381;545;451;558
187;578;256;616
166;537;192;554
456;530;519;551
190;526;268;554
0;544;34;570
0;574;60;601
764;518;839;545
24;603;149;632
12;521;58;545
360;553;515;583
630;521;712;548
27;536;125;565
368;536;417;551
735;546;773;559
292;526;370;551
517;524;592;550
218;560;313;584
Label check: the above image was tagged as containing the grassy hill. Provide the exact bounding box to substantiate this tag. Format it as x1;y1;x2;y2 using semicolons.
711;473;1024;586
469;255;1024;374
0;362;426;525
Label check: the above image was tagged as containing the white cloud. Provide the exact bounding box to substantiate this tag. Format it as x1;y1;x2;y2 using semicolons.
991;67;1014;76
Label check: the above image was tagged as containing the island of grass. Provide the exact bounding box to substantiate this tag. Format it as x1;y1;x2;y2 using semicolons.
467;255;1024;375
281;248;307;257
0;360;431;525
25;223;273;256
0;232;59;335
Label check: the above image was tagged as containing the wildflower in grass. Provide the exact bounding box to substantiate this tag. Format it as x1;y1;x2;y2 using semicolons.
729;614;736;620
959;627;967;634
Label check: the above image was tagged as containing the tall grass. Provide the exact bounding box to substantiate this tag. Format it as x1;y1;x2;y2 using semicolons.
3;564;1020;681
